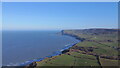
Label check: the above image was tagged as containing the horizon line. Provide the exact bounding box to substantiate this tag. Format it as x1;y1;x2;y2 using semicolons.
1;27;119;31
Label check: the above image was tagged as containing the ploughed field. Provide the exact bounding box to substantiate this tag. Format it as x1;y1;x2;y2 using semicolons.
35;29;119;67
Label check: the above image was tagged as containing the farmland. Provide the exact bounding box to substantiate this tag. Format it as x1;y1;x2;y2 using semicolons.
35;29;119;67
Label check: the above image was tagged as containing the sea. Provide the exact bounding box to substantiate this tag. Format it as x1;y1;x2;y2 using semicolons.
2;30;79;66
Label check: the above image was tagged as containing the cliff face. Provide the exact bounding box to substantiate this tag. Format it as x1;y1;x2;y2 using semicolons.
61;30;86;41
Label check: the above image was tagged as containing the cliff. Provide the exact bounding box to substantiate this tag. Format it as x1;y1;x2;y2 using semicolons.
32;28;119;67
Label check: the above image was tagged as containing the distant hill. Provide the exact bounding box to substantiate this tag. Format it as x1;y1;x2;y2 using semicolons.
62;28;119;35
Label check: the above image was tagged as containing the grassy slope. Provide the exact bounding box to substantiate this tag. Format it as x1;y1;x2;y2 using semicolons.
99;58;118;66
37;53;99;66
36;29;119;67
74;41;118;56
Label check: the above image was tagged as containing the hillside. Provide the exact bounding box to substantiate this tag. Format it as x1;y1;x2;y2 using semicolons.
30;29;119;67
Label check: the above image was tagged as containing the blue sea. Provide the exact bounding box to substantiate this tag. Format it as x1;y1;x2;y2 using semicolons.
2;30;79;66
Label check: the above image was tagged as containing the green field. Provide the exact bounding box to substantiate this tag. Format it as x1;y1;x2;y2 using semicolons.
37;53;99;66
100;58;118;66
35;29;119;67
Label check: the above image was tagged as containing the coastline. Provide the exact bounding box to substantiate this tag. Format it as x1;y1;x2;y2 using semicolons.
61;30;85;41
3;29;119;67
23;43;80;67
19;31;81;67
35;29;119;67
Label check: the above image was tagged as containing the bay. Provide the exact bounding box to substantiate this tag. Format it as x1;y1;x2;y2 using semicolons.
2;30;79;66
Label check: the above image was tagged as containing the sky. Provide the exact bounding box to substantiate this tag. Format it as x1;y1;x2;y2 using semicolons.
2;2;118;30
2;0;119;2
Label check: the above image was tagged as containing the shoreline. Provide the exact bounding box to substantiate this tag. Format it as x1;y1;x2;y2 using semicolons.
19;32;81;67
3;29;118;67
22;43;80;67
23;29;119;67
61;30;85;41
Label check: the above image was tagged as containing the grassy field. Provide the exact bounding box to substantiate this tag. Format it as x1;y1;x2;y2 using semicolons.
37;53;100;66
99;58;118;66
71;41;118;56
34;29;119;67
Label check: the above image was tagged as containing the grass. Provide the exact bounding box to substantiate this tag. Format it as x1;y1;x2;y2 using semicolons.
36;29;119;67
37;52;100;66
69;52;96;60
37;54;75;66
93;46;118;56
73;41;118;56
99;58;118;66
75;58;99;66
47;55;75;66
